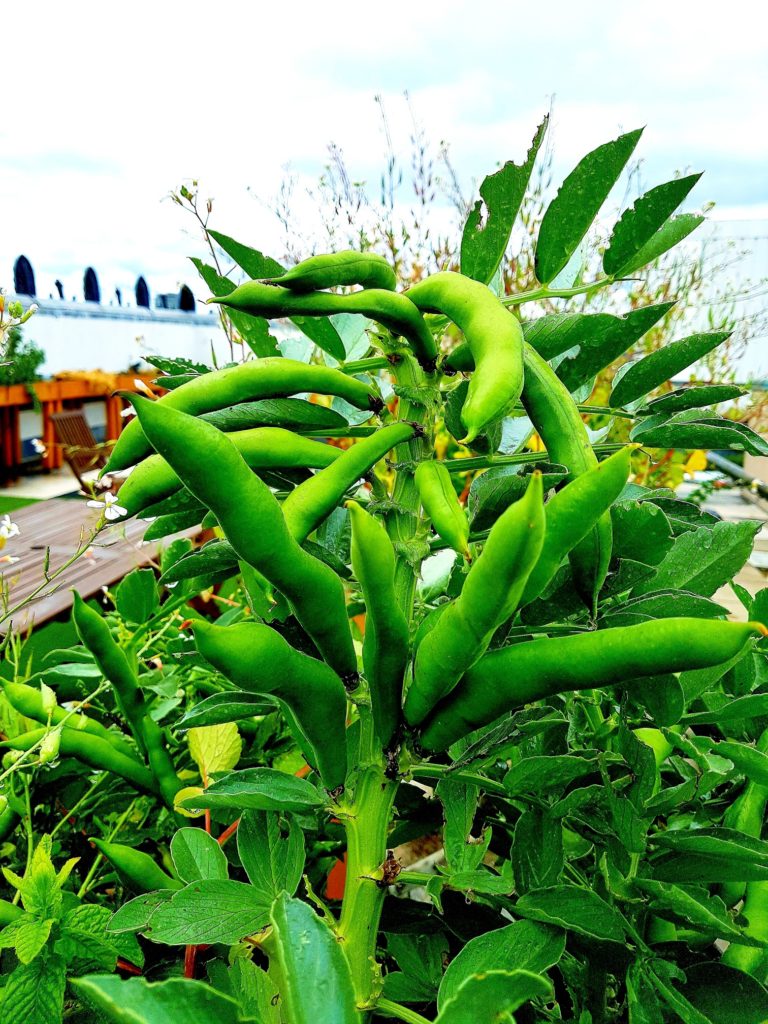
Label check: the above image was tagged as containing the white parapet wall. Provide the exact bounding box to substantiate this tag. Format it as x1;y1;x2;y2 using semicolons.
10;296;229;377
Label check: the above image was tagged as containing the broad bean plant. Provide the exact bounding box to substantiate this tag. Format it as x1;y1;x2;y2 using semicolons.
3;122;768;1024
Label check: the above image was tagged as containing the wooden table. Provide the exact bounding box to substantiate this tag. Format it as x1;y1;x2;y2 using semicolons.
0;497;199;633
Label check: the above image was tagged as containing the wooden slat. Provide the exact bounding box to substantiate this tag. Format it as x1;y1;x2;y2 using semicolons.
0;498;200;633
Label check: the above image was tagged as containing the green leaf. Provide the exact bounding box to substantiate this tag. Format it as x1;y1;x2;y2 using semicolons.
200;397;348;433
642;384;747;415
514;885;627;944
555;303;674;393
18;837;61;920
633;520;761;598
72;975;245;1024
177;691;278;730
680;962;768;1024
384;932;448;1002
179;768;323;813
438;919;564;1011
512;807;564;894
504;754;598;796
144;879;271;945
683;693;768;726
436;969;553;1024
436;780;489;873
0;953;66;1024
648;963;713;1024
461;118;547;284
610;330;731;407
160;540;239;584
237;810;305;898
652;828;768;883
468;463;566;532
611;590;729;621
55;926;118;974
170;828;229;884
632;412;768;456
620;213;705;276
143;508;203;540
634;878;763;944
115;568;159;625
208;229;345;360
221;958;280;1024
525;303;672;367
107;891;175;934
269;893;360;1024
12;916;53;964
190;257;279;358
603;173;702;276
611;501;674;567
702;740;768;786
535;128;643;284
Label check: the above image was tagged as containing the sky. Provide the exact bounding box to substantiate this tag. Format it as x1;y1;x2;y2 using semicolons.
2;0;767;316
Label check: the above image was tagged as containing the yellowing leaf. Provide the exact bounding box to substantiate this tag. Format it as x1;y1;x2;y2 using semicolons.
174;786;206;818
684;449;707;476
188;724;242;780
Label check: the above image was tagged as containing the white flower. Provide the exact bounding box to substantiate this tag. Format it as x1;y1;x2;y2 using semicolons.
31;438;47;456
86;492;127;521
120;405;136;418
0;554;20;565
0;516;20;549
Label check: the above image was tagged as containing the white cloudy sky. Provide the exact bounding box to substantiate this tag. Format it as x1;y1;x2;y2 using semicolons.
2;0;767;306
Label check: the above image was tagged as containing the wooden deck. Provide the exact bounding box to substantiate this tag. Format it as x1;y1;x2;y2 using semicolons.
0;498;199;633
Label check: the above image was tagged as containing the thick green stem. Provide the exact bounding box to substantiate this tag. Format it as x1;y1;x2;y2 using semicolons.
386;353;435;619
337;757;397;1012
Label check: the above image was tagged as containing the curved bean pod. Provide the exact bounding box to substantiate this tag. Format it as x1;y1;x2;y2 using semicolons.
420;619;766;751
211;282;438;370
414;460;470;560
267;250;397;292
404;472;545;728
406;271;524;443
104;358;382;475
1;727;159;794
118;427;340;518
194;619;348;790
282;421;417;543
347;501;409;749
128;396;358;683
521;444;637;607
521;343;611;611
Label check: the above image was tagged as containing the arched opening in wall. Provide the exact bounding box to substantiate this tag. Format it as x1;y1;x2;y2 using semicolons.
178;284;195;312
14;255;36;296
135;276;150;308
84;267;101;303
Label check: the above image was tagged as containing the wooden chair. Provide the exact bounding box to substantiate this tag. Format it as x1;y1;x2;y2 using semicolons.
50;409;116;492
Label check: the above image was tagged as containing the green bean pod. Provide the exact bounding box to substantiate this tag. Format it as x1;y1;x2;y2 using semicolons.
404;472;545;728
520;343;611;611
1;678;139;763
90;838;182;893
0;804;20;844
347;501;409;749
194;619;348;790
282;421;417;543
722;880;768;980
128;396;358;683
1;727;159;794
211;282;438;370
414;460;470;560
72;593;181;806
406;271;524;443
420;619;766;751
104;358;382;475
521;444;637;607
267;250;397;292
118;427;341;518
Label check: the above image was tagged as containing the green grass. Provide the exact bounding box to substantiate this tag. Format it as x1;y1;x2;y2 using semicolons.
0;495;39;514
